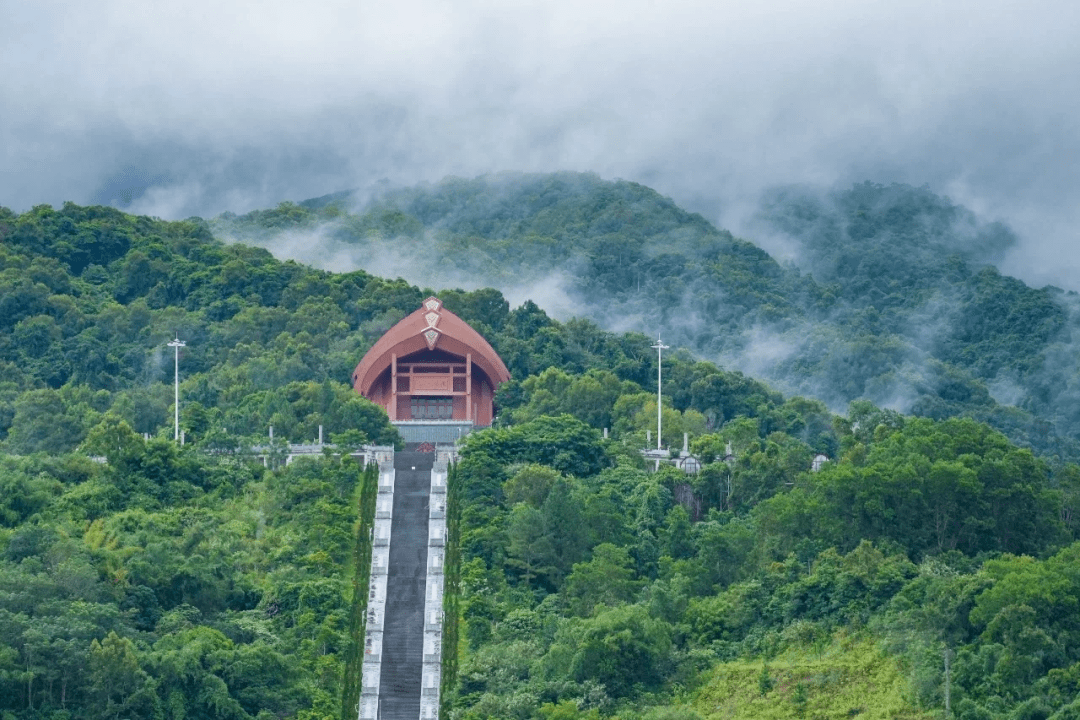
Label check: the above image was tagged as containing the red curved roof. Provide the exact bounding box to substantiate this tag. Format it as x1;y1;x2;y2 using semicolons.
352;297;511;396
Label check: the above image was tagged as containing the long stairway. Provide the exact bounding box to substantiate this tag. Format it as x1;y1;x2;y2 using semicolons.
378;449;434;719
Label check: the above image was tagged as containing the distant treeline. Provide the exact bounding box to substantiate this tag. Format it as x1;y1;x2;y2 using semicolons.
215;173;1080;465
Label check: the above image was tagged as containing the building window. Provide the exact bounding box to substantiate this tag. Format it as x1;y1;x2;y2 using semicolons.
411;396;453;420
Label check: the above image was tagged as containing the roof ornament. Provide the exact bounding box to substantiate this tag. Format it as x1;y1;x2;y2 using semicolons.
423;328;440;349
424;297;441;312
425;311;440;328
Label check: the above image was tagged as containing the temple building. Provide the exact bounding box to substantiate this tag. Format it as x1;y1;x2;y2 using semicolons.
351;297;511;442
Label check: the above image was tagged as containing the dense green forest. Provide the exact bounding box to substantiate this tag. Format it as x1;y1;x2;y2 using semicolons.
214;173;1080;464
443;407;1080;719
3;190;1080;719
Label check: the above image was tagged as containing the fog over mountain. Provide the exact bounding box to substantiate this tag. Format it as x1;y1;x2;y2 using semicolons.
3;0;1079;288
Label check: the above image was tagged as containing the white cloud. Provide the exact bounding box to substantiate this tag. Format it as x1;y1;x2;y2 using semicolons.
3;0;1079;287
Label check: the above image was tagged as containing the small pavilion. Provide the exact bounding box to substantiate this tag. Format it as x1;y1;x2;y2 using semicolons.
351;297;511;442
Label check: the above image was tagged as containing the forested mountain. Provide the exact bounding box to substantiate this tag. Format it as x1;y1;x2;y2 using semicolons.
3;190;1080;719
214;173;1080;463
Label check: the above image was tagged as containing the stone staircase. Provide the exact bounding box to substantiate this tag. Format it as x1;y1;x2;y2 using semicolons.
377;449;434;719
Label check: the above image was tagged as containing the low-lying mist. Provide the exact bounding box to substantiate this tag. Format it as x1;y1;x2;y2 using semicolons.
212;172;1080;457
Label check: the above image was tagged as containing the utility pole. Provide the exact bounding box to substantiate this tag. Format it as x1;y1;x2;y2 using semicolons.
944;646;953;717
651;336;668;451
168;335;186;442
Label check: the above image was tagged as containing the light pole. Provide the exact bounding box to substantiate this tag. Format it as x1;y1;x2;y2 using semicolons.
167;335;186;441
651;336;668;451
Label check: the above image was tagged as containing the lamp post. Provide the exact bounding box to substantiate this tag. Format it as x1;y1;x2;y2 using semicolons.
651;336;668;451
167;335;186;441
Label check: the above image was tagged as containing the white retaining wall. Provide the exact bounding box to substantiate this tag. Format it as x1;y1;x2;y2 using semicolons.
420;461;448;719
358;462;395;720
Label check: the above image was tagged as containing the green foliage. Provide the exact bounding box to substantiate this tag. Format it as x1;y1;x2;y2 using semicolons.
0;442;372;719
6;184;1080;719
564;604;673;697
0;203;405;455
758;663;774;696
340;462;378;720
444;385;1073;717
464;415;608;479
753;415;1064;559
441;461;464;718
563;543;641;616
504;463;562;507
695;637;930;719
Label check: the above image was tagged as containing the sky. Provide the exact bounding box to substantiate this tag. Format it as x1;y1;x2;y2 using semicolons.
3;0;1079;288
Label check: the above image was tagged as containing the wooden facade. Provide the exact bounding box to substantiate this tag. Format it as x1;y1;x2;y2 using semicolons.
351;297;511;426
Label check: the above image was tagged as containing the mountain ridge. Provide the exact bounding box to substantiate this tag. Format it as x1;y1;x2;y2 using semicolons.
211;172;1080;462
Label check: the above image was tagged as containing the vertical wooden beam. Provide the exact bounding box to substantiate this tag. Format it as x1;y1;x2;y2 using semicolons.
465;353;472;423
391;353;398;421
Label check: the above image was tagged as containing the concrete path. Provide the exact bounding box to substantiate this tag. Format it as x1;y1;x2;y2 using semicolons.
377;449;434;719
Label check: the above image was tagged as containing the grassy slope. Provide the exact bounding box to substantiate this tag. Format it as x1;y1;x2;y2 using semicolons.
693;637;930;720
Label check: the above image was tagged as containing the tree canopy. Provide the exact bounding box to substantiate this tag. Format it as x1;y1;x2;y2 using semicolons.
3;180;1080;719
